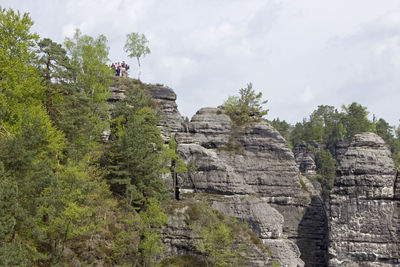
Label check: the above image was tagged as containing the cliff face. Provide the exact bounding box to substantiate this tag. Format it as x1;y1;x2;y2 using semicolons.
146;85;331;266
109;80;400;266
329;133;400;266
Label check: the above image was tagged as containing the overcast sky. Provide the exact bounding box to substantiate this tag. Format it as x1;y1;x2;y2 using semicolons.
3;0;400;126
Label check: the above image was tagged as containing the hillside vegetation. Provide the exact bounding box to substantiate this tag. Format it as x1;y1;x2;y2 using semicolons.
1;6;399;266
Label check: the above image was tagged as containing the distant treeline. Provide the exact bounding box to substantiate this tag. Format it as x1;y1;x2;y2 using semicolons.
269;103;400;167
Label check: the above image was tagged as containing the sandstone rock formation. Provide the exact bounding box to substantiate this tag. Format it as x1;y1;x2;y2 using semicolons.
163;198;273;267
146;96;331;266
329;133;400;266
294;142;318;176
109;79;400;266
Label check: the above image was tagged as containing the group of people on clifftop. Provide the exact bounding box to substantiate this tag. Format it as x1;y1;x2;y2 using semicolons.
110;61;130;77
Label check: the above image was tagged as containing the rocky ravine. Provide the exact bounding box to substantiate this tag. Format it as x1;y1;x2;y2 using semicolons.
109;79;400;266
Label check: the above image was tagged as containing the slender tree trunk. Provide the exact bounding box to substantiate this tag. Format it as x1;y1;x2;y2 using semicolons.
136;56;141;80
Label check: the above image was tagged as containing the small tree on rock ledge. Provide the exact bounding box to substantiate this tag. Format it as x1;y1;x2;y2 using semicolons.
124;32;150;80
222;83;269;125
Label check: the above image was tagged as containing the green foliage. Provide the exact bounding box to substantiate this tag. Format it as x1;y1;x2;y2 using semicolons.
0;115;60;263
269;118;291;143
0;7;65;152
138;198;168;267
299;177;308;191
373;118;400;167
63;29;113;159
0;171;17;243
124;32;151;80
181;201;248;267
341;102;373;140
314;150;336;198
288;103;400;168
108;106;167;207
289;105;345;149
36;38;72;115
160;255;207;267
105;85;168;208
223;83;268;125
162;134;187;174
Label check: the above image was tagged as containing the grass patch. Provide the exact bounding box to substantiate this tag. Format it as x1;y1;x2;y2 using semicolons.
160;255;207;267
217;124;246;154
299;177;308;192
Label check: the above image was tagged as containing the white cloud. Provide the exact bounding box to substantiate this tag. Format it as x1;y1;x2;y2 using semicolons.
2;0;400;125
300;86;315;103
62;24;77;39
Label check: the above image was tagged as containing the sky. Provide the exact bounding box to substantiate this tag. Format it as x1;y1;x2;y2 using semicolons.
3;0;400;126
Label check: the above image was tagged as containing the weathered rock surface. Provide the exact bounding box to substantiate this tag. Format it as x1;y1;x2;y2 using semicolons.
209;195;304;267
142;89;331;266
210;195;284;239
163;199;272;267
147;83;187;141
178;108;305;201
294;142;318;176
329;133;400;266
108;79;399;266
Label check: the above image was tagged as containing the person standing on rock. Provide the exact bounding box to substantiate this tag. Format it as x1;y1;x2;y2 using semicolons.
121;61;127;77
110;62;115;73
116;62;121;76
125;63;130;77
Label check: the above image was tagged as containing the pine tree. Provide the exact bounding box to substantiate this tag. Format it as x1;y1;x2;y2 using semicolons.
223;83;268;125
64;29;113;159
36;38;73;118
341;102;373;140
105;86;168;208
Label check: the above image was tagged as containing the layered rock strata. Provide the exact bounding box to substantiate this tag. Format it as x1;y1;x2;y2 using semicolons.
162;199;273;267
294;142;318;176
209;195;303;267
329;133;400;266
144;87;311;266
108;79;400;266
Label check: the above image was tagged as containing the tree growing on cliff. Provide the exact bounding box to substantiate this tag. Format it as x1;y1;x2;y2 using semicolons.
341;102;373;140
105;87;168;208
64;29;113;160
314;150;336;198
36;38;72;117
124;32;151;80
222;83;268;125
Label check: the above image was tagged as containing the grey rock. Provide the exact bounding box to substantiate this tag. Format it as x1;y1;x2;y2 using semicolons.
162;200;272;267
174;108;327;266
294;142;317;175
147;84;187;141
189;107;232;148
263;239;304;267
209;195;284;239
329;133;400;266
107;80;331;266
209;195;305;267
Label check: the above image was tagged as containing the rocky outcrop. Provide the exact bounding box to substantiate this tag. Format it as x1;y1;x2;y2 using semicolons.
329;133;400;266
209;195;304;267
108;79;399;266
142;84;334;266
178;108;305;201
294;142;318;176
162;199;273;267
146;84;187;142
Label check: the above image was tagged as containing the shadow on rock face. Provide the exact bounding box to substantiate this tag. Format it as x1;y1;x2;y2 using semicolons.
296;196;329;267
